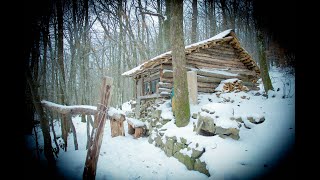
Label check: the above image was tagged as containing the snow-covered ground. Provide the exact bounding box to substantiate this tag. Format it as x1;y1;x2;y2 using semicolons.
25;67;295;179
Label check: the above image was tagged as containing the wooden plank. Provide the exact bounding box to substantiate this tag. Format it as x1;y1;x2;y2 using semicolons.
83;76;112;180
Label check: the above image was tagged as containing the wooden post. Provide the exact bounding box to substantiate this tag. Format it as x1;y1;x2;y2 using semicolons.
187;71;198;104
135;97;141;118
83;77;112;180
109;113;126;137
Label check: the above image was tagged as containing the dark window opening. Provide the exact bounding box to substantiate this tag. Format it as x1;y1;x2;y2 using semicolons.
143;78;160;95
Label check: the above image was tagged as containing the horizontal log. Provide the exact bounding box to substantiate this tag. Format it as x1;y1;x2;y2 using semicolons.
161;64;173;70
158;82;173;89
192;51;238;61
187;59;248;70
197;82;218;88
159;87;171;93
186;56;246;69
41;100;97;115
160;91;171;97
198;87;215;93
197;75;222;83
199;47;236;56
162;69;173;78
187;54;241;64
160;77;173;83
194;69;239;79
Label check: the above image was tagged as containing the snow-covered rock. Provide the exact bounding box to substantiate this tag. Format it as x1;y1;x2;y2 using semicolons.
197;103;240;140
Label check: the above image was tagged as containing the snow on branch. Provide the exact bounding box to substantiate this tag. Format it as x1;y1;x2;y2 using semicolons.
41;100;97;115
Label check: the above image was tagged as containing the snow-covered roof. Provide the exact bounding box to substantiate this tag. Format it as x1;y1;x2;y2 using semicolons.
122;29;260;77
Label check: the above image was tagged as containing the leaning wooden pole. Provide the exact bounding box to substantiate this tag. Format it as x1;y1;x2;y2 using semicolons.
83;77;113;180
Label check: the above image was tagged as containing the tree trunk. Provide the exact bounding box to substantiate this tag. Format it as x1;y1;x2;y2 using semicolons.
69;114;79;150
191;0;198;43
220;0;228;30
26;70;56;168
157;0;164;53
83;77;113;180
170;0;190;127
257;31;273;94
56;0;69;151
164;0;172;50
208;0;216;36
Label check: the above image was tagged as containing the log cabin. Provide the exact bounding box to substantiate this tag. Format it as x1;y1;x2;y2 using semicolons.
122;29;260;112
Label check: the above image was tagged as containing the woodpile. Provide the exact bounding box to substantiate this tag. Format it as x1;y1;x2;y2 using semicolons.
219;79;249;93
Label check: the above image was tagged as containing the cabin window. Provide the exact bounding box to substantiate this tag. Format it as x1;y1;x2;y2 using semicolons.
151;79;160;94
143;78;159;95
144;82;150;95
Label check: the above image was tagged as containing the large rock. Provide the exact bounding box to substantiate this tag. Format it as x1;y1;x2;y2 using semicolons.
191;148;205;159
215;126;240;140
148;136;154;144
247;116;265;124
174;152;195;170
197;112;216;134
180;137;188;145
173;142;187;154
164;137;176;157
152;109;162;119
194;159;210;177
154;135;164;148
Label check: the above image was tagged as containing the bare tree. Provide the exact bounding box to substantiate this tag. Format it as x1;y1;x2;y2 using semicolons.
257;31;273;94
191;0;198;43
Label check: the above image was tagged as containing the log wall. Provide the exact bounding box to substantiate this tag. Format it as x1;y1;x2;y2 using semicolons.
157;42;258;94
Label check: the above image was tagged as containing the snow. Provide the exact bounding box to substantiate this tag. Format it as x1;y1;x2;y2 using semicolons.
180;148;192;157
185;29;232;49
108;107;125;118
199;68;238;76
121;101;132;112
122;29;233;76
163;69;173;73
158;101;174;120
160;91;170;95
28;67;294;179
127;118;145;128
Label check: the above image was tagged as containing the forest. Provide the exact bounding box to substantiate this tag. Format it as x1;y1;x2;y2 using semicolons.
21;0;295;179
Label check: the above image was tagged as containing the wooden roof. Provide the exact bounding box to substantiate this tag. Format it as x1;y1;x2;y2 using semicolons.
122;29;260;77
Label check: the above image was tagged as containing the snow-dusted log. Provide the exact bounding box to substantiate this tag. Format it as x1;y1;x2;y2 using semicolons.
41;100;97;115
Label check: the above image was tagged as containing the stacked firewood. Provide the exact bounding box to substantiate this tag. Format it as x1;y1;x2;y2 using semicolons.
222;79;249;93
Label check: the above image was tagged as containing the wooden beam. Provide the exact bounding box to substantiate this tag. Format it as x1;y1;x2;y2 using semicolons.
41;100;97;115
